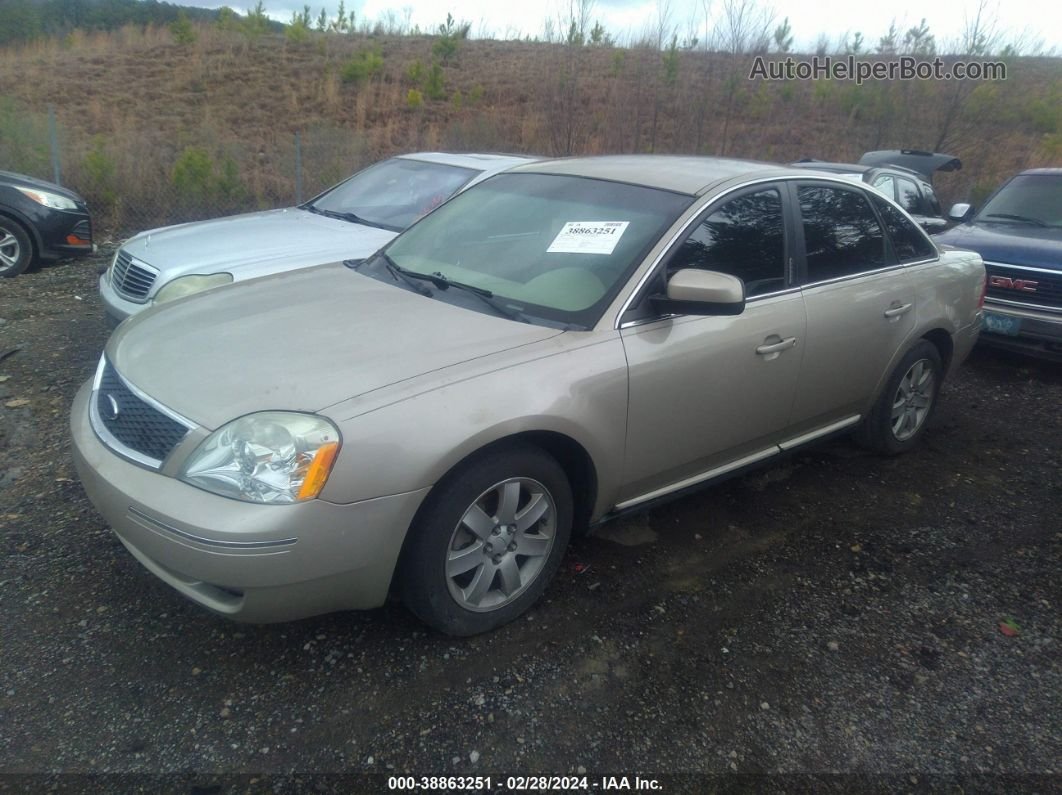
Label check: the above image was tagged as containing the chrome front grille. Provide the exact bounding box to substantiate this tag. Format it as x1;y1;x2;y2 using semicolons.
90;358;193;468
111;250;157;301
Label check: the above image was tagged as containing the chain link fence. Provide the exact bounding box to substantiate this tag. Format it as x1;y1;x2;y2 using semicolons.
0;101;370;236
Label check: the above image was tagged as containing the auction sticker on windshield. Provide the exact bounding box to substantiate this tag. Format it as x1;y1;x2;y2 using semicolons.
547;221;629;255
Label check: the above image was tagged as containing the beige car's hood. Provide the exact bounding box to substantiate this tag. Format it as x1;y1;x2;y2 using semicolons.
107;263;562;429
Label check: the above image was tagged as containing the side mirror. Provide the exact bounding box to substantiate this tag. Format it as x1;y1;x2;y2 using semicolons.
651;269;746;316
948;202;973;223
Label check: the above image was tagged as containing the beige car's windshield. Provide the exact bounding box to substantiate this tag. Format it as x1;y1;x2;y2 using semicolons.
383;173;693;328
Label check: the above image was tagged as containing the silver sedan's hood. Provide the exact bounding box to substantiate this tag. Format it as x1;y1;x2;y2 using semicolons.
123;208;397;286
106;264;562;428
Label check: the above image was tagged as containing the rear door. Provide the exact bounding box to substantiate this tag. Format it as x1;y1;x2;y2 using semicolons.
786;181;916;434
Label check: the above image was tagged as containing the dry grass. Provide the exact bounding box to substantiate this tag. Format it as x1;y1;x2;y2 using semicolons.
1;23;1059;232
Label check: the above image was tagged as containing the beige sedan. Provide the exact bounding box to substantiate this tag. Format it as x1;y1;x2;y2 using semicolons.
71;156;985;635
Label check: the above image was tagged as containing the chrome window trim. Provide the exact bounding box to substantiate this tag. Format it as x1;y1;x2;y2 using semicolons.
88;355;197;471
899;256;940;268
800;263;905;290
613;173;932;329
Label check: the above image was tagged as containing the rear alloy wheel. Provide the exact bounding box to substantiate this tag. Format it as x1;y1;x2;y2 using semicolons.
858;340;943;455
402;445;572;636
0;218;33;278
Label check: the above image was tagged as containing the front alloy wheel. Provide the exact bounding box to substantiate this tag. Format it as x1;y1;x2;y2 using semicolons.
446;477;557;612
402;445;573;636
0;219;33;278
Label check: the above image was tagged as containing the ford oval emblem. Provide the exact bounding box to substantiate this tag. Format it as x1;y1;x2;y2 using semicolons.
104;393;120;421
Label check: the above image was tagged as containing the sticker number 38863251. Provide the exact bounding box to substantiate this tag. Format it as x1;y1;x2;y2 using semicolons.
547;221;630;256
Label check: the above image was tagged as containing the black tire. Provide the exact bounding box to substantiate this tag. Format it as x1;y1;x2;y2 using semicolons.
0;216;34;278
402;444;573;636
857;340;943;455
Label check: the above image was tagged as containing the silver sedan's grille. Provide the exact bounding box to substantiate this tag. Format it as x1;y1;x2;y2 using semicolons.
90;359;193;468
111;250;157;301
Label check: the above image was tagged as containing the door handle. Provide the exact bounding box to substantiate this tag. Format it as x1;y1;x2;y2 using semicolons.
756;337;797;356
883;302;913;319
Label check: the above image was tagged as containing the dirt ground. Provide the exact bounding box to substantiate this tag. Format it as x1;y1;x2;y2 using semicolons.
1;252;1059;793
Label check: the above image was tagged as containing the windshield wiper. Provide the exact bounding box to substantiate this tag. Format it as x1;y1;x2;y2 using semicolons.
424;271;531;323
983;213;1047;227
369;252;433;297
306;205;391;230
353;254;539;325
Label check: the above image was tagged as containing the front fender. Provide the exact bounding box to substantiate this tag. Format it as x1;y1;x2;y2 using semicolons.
318;333;629;521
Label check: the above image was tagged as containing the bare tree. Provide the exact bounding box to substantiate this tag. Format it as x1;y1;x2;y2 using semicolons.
710;0;775;155
933;0;1000;150
715;0;774;55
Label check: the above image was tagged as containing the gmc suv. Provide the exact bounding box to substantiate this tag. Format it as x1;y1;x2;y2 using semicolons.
937;168;1062;361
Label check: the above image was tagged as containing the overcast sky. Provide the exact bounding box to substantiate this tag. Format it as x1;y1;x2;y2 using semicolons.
181;0;1060;53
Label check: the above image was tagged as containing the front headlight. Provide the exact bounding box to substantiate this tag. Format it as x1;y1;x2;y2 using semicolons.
155;273;234;304
16;187;79;211
180;412;340;504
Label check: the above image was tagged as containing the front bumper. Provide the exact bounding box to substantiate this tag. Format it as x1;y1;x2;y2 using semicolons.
70;381;429;622
980;301;1062;361
34;208;94;262
98;271;145;323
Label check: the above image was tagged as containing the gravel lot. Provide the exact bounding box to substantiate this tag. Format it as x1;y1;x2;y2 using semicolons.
1;253;1059;792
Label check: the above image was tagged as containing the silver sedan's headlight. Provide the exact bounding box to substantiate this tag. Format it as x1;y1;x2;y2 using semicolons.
180;412;340;504
16;186;79;210
155;273;234;304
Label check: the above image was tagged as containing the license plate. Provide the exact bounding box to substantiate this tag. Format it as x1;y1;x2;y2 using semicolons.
983;311;1022;337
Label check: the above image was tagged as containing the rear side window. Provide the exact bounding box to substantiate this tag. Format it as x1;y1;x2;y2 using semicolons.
871;195;937;262
896;177;923;215
798;185;886;283
872;174;896;201
668;188;786;297
922;183;942;216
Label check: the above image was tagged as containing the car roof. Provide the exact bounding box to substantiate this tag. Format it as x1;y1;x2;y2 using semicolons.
397;152;539;173
510;155;786;195
1018;168;1062;176
858;149;961;177
790;160;929;181
790;161;872;175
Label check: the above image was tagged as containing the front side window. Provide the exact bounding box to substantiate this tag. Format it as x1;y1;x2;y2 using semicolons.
896;177;923;215
310;158;478;231
667;188;786;297
798;185;886;283
382;173;693;328
871;195;937;262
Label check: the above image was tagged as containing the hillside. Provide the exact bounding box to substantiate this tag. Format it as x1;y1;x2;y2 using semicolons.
1;23;1060;232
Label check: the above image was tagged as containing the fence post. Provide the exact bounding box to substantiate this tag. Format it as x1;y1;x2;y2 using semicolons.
48;105;61;185
294;131;303;205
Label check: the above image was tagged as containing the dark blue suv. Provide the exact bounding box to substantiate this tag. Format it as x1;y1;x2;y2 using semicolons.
936;168;1062;361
